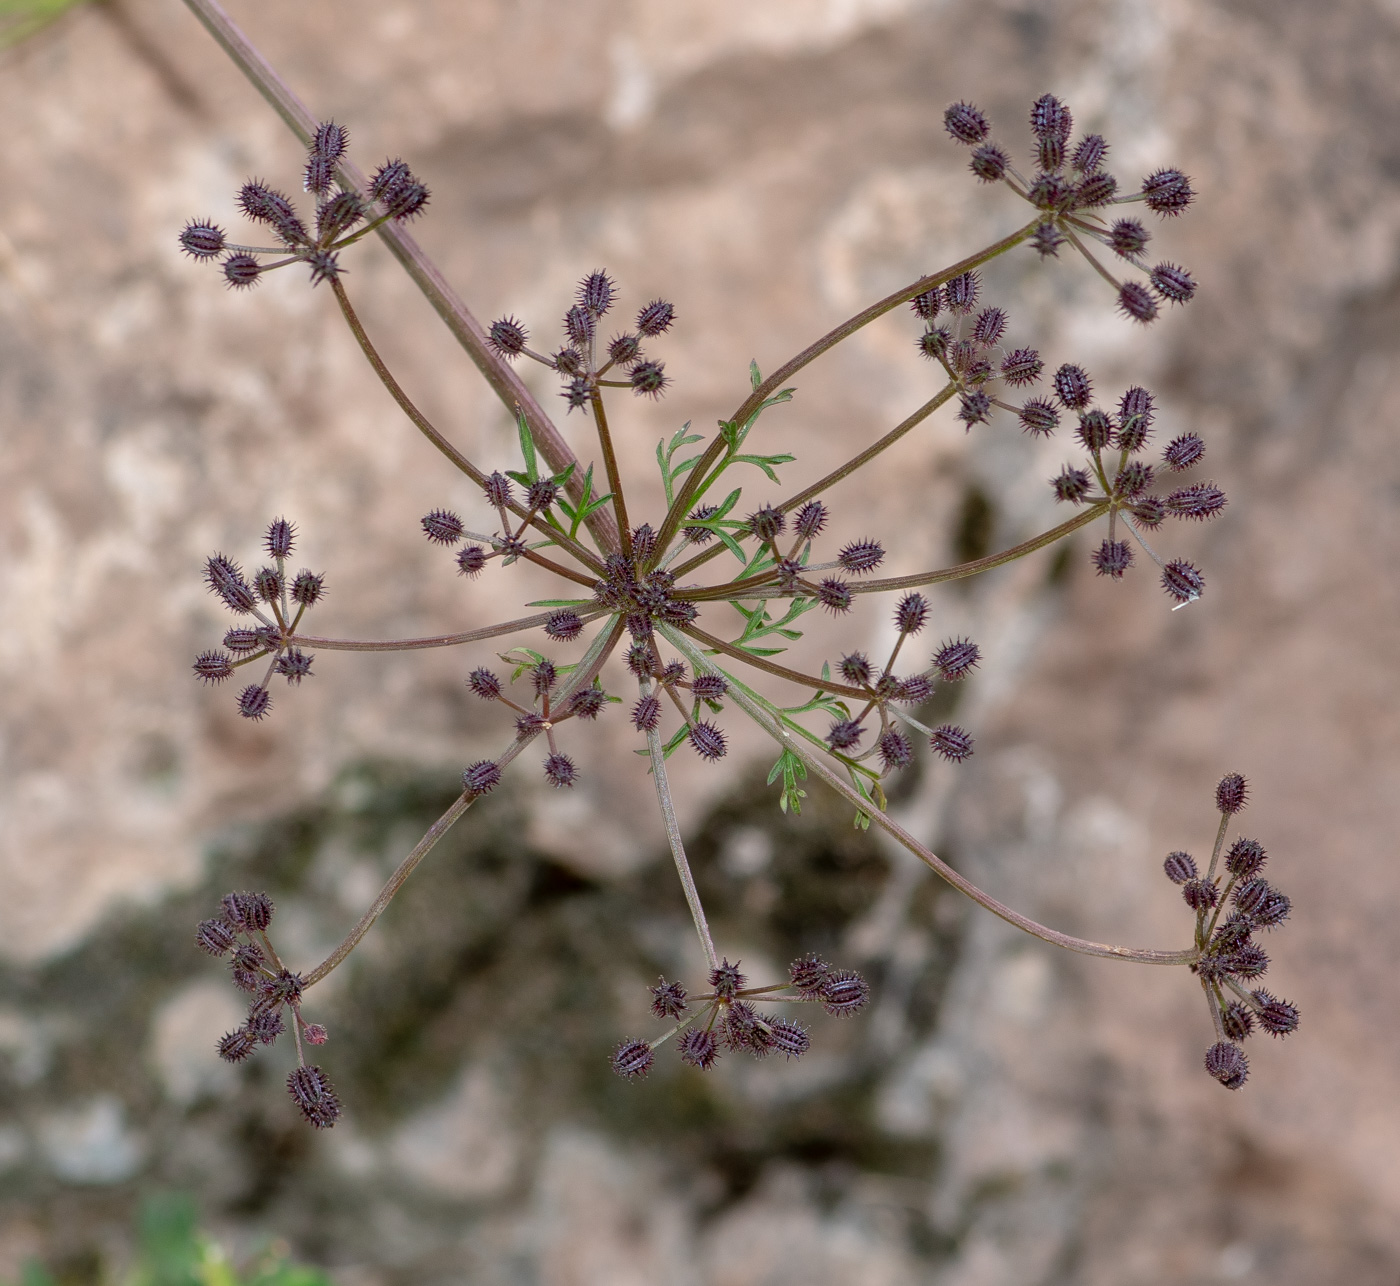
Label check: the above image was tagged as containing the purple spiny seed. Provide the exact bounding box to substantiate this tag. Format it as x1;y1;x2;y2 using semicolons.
1216;772;1248;814
972;306;1008;347
1142;168;1194;216
818;579;852;614
1163;851;1197;884
1161;559;1205;603
970;143;1009;182
1163;433;1205;472
1118;281;1159;324
632;694;662;732
462;760;502;796
1182;878;1217;911
879;730;914;770
421;509;464;544
456;545;488;577
839;653;873;686
636;299;676;335
1205;1041;1248;1089
710;959;746;998
545;610;584;641
1109;218;1150;257
195;918;236;956
1001;348;1043;386
238;685;271;720
650;979;688;1019
543;753;577;788
487;316;528;358
1151;262;1197;303
1053;364;1093;409
193;651;234;683
1091;539;1133;578
945;271;979;313
943;101;990;145
180;220;226;259
1225;838;1267;879
895;593;929;634
689;720;727;761
1071;133;1108;173
825;719;864;751
468;668;501;700
910;287;942;319
287;1065;341;1127
677;1028;718;1069
578;269;615;315
630;360;669;398
930;724;974;762
821;970;870;1017
934;638;981;681
1165;483;1227;521
838;539;884;574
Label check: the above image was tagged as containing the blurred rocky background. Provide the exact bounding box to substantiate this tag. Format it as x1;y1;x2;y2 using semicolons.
1;0;1399;1281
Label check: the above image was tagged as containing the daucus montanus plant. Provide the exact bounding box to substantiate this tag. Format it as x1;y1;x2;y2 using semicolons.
178;0;1296;1126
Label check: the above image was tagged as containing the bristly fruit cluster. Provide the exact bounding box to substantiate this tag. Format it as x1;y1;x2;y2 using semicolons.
1165;773;1299;1089
177;45;1283;1126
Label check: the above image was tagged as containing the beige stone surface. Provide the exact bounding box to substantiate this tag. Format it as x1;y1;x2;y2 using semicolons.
1;0;1399;1280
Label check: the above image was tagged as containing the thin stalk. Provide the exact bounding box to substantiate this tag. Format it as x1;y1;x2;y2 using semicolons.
294;608;608;652
180;0;620;554
679;623;866;698
662;625;1197;966
588;388;631;557
330;279;603;582
303;616;624;986
644;682;719;971
654;218;1043;554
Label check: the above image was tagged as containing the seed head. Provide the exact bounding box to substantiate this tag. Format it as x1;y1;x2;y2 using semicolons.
468;668;502;701
1030;93;1073;144
1053;364;1092;410
532;659;558;695
544;610;584;642
462;760;502;796
817;578;852;614
768;1018;811;1059
677;1028;719;1069
1109;218;1150;257
1130;496;1166;527
971;307;1008;347
1115;460;1153;498
1118;282;1158;324
205;555;255;613
1204;1041;1248;1090
1072;172;1118;209
1225;837;1267;879
569;687;607;720
969;143;1009;182
225;891;274;933
945;271;980;314
1051;465;1093;503
1161;559;1205;603
650;979;688;1019
1018;398;1059;437
879;730;914;770
303;1024;329;1045
746;505;785;542
1163;851;1197;884
421;509;464;545
248;1009;284;1045
1252;891;1291;931
636;299;676;336
1077;409;1113;451
1071;133;1108;173
196;918;236;956
1228;943;1270;978
317;190;365;240
487;316;528;358
292;570;325;606
896;674;932;703
1233;877;1271;918
918;327;951;361
1163;433;1205;472
631;360;669;399
944;101;991;145
910;287;942;320
689;720;727;761
1000;348;1043;386
218;1028;257;1064
578;270;615;315
608;334;641;366
632;694;661;732
710;958;746;998
838;539;884;574
180;220;226;259
959;391;992;427
720;1001;768;1053
930;724;974;762
1141;168;1194;216
1091;539;1133;578
563;305;593;349
193;652;234;683
825;719;864;751
821;970;870;1017
789;954;831;993
287;1065;341;1127
483;472;513;510
1252;990;1300;1037
1222;1002;1254;1041
1028;171;1072;209
1182;878;1217;911
1151;262;1197;304
237;182;307;244
1215;772;1248;815
454;545;487;578
544;753;577;788
1030;222;1065;257
238;685;271;720
894;593;929;635
1166;482;1227;522
276;649;313;685
692;673;729;701
934;638;980;682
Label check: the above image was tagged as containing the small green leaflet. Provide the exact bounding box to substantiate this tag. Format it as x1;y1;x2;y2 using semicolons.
766;747;808;814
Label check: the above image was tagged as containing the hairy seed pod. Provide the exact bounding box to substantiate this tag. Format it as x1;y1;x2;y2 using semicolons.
1182;878;1218;911
720;1001;768;1053
468;668;502;701
1252;990;1300;1037
1163;851;1198;884
223;629;263;655
683;504;718;544
710;959;746;998
1071;133;1108;173
897;674;933;703
1216;772;1249;815
1053;364;1093;410
971;306;1008;347
543;753;577;788
630;523;658;565
421;509;464;544
1001;348;1043;386
632;694;662;732
287;1065;341;1127
1077;409;1113;451
253;566;282;603
248;1008;284;1045
1204;1041;1248;1089
879;730;914;770
838;539;885;574
630;360;669;398
636;299;676;335
1162;433;1205;472
1091;539;1133;578
818;579;852;614
789;955;831;993
918;327;951;361
193;652;234;683
969;143;1009;182
1222;1002;1254;1041
677;1027;719;1069
1161;559;1205;603
825;719;864;751
1030;222;1065;257
527;478;559;513
264;517;295;559
607;333;641;365
930;724;974;762
1227;943;1269;978
689;720;727;761
692;673;729;700
1028;171;1071;208
839;652;872;686
1141;168;1194;216
569;687;607;720
1109;218;1150;257
180;220;226;259
218;1028;257;1064
822;970;870;1017
650;979;688;1019
483;472;513;510
910;287;942;319
959;391;992;426
768;1018;811;1059
578;270;615;315
944;101;991;145
238;685;271;720
894;593;929;634
317;190;365;239
1030;93;1073;144
1234;877;1271;918
1166;483;1227;521
1051;466;1093;503
1118;282;1159;324
626;644;654;678
564;304;593;349
1226;836;1267;880
487;316;528;358
455;545;487;577
1115;460;1154;498
945;271;980;314
1151;262;1197;304
1019;398;1059;436
292;570;325;605
532;660;558;695
746;505;785;542
1252;891;1291;931
1129;496;1166;527
276;649;313;685
196;918;236;956
934;638;981;681
545;610;584;642
462;760;502;796
303;1023;328;1045
1072;172;1118;208
205;554;256;613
